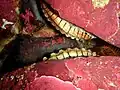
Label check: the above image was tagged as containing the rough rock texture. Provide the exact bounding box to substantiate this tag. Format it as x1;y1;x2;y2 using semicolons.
25;76;79;90
0;0;19;27
0;0;120;90
0;56;120;90
0;0;21;53
46;0;120;48
0;0;20;70
18;35;81;63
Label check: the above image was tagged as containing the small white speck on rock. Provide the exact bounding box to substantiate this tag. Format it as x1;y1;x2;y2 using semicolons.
10;76;14;80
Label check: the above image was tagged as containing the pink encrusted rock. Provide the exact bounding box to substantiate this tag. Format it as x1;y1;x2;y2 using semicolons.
0;0;18;27
45;0;120;47
25;76;79;90
0;56;120;90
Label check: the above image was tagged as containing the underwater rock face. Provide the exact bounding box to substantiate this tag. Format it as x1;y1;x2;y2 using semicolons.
0;56;120;90
25;76;79;90
46;0;120;47
0;0;120;90
0;0;20;70
0;0;18;28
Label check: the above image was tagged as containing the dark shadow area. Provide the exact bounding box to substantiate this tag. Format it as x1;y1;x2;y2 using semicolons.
0;35;25;75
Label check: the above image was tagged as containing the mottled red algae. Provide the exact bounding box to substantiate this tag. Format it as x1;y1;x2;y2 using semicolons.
0;0;18;27
0;56;120;90
46;0;120;47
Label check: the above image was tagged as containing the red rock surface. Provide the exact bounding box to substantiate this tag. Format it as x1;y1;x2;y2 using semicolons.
0;0;120;90
0;0;20;53
0;0;18;27
25;76;78;90
46;0;120;47
1;56;120;90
